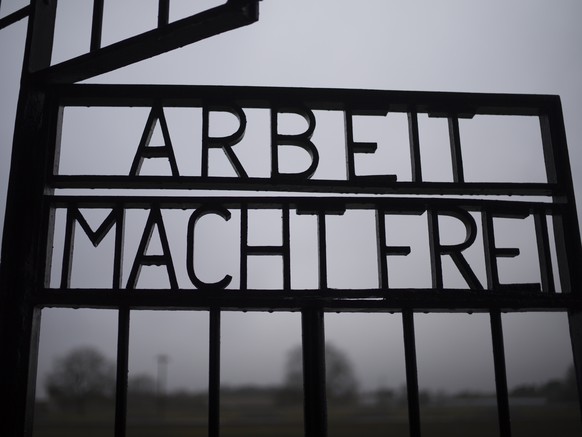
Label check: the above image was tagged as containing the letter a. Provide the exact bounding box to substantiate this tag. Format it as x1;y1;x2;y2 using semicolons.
127;207;178;289
130;104;180;176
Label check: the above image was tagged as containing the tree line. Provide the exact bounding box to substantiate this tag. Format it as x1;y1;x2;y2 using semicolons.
42;345;578;413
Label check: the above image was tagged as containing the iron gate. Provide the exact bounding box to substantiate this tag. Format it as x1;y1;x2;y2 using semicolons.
1;2;582;437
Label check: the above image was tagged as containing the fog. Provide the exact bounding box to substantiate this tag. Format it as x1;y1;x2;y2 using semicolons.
1;0;582;406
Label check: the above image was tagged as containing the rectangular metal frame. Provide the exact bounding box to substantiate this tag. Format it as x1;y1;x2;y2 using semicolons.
27;83;582;437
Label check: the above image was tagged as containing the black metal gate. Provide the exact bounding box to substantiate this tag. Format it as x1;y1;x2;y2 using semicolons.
1;2;582;436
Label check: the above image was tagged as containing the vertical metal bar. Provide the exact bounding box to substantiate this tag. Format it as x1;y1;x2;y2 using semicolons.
115;307;130;437
344;109;356;180
90;0;104;52
539;107;582;295
158;0;170;27
376;207;388;290
240;205;248;291
447;115;464;183
551;213;575;294
402;310;421;437
201;106;210;177
209;308;221;437
22;98;61;435
541;104;582;425
282;204;291;291
42;210;56;289
43;103;62;288
0;1;57;435
317;211;328;290
408;111;422;182
490;310;512;437
302;308;327;437
113;207;125;290
533;210;555;294
538;108;582;422
568;310;582;423
547;82;582;411
26;86;62;437
481;210;500;290
60;206;76;288
270;108;279;179
25;0;57;73
538;113;558;185
23;308;42;437
427;209;443;290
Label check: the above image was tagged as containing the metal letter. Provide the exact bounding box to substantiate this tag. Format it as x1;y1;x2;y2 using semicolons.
271;107;319;180
126;206;178;289
186;206;233;289
428;207;483;290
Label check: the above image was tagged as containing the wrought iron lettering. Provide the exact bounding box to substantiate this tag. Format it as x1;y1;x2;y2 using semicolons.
50;198;560;294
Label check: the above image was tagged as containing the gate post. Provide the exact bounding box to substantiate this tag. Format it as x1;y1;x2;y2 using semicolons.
0;1;57;435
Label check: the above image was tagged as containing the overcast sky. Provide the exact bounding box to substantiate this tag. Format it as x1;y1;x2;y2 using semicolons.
1;0;582;398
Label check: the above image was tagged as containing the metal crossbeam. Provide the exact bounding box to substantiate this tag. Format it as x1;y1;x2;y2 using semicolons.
32;0;260;83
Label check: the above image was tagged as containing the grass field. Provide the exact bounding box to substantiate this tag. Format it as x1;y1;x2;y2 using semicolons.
33;392;582;437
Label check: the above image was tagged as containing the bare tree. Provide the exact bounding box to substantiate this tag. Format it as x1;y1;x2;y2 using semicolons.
325;343;359;401
280;342;359;403
45;346;115;412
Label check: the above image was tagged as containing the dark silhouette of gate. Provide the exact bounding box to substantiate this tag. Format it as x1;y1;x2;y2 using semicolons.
1;2;581;437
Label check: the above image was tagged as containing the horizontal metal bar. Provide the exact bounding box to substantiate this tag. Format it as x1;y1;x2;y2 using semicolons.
34;288;582;311
0;5;30;30
51;83;561;116
49;176;561;196
47;194;564;214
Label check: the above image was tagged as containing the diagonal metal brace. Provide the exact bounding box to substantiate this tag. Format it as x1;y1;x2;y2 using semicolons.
32;0;260;84
0;5;30;31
